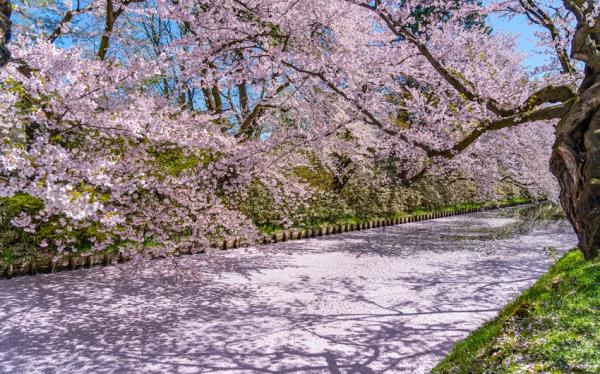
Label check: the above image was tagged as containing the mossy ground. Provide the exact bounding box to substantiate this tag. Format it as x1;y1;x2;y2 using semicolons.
433;250;600;374
257;197;529;234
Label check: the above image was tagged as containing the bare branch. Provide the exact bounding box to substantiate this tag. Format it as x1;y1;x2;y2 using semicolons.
518;0;575;74
49;5;98;43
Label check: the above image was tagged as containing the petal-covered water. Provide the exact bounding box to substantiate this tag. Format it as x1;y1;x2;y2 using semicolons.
0;206;576;373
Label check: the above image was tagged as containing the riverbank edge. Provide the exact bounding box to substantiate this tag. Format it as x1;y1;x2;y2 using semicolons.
1;197;535;279
432;249;599;373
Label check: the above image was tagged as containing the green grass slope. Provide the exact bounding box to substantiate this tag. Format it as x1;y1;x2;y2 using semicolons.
433;250;600;374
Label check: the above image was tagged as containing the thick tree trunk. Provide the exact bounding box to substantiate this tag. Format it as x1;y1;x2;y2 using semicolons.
0;0;11;66
550;68;600;260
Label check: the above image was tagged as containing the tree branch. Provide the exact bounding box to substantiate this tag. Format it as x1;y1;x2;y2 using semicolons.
518;0;575;74
49;5;97;43
0;0;11;66
426;102;573;158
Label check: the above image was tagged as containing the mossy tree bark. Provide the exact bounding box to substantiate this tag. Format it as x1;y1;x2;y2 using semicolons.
551;67;600;260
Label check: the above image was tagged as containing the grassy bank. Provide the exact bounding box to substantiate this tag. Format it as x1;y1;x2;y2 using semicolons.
258;197;530;234
1;196;532;279
433;250;600;373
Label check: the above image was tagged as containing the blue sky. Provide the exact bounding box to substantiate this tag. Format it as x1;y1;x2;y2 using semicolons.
482;0;553;71
489;13;550;69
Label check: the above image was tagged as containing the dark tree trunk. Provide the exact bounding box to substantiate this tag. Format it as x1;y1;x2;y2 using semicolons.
550;67;600;260
0;0;11;66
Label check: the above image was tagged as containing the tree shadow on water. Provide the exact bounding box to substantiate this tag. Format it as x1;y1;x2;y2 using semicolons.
0;209;577;373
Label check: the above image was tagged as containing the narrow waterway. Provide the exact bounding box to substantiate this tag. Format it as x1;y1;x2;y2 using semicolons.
0;205;576;373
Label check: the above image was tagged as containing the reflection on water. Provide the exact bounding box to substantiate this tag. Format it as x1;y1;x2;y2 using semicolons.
443;203;570;242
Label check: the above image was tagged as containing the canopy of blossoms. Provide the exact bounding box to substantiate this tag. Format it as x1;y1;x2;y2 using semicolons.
1;0;596;259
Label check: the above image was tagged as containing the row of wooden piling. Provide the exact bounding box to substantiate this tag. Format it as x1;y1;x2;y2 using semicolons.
1;201;531;279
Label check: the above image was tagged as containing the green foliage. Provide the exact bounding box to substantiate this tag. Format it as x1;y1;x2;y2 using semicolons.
0;194;111;272
293;165;336;191
433;250;600;373
0;194;44;266
242;152;528;234
0;144;532;274
0;193;44;216
151;146;202;176
240;179;283;228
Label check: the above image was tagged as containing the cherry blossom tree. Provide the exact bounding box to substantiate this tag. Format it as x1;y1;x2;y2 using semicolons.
0;0;10;66
0;0;597;261
342;0;598;258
